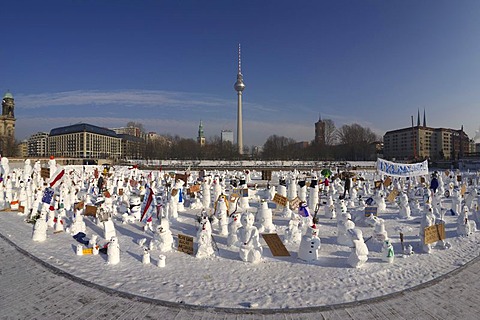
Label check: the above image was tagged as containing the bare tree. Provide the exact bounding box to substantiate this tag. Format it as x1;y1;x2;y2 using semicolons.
324;119;337;146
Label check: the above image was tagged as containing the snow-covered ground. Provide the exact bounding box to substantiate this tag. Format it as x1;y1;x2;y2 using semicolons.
0;164;479;310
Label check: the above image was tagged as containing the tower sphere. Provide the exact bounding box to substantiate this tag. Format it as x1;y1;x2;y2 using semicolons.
234;75;245;92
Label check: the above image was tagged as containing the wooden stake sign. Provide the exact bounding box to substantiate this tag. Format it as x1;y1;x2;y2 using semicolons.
273;193;288;207
261;233;290;256
387;189;399;203
177;234;194;255
424;223;446;245
289;197;301;210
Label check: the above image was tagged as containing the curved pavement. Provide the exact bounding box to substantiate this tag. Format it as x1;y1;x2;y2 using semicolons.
1;232;479;320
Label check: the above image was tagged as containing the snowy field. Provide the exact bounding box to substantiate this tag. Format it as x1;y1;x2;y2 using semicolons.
0;163;479;310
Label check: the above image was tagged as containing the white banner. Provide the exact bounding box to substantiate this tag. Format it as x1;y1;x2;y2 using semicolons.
376;158;428;178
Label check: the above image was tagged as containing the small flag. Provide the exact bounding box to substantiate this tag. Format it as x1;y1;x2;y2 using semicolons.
42;187;55;204
140;186;154;222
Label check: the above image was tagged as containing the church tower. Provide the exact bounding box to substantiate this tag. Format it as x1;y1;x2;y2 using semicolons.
0;91;16;156
314;114;326;145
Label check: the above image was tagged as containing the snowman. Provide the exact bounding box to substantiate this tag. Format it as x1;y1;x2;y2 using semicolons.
382;239;395;263
201;176;212;209
347;228;369;268
227;212;242;247
142;248;151;265
69;210;86;235
457;205;477;236
213;195;229;236
419;206;435;253
287;176;298;201
374;190;387;213
32;211;48;242
298;224;321;262
284;211;302;244
308;176;319;212
152;219;174;252
398;192;411;219
255;200;276;233
298;180;307;202
373;218;388;243
337;212;355;246
107;236;120;265
237;212;263;263
451;187;462;215
195;218;215;259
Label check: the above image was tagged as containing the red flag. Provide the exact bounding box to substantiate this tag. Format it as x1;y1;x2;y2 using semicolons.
49;168;65;188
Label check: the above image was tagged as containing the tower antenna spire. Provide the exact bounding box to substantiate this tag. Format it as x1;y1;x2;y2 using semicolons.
238;43;242;74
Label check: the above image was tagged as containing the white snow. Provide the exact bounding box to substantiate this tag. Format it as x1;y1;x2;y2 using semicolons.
0;165;479;310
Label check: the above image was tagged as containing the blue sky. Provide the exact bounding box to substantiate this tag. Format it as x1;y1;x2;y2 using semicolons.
2;0;480;146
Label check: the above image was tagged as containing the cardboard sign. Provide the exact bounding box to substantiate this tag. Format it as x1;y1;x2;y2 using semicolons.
84;205;97;216
374;181;382;189
383;177;392;187
74;201;85;211
273;193;288;207
261;233;290;256
40;167;50;180
461;185;466;196
97;209;110;223
457;175;462;182
289;197;302;211
387;189;399;203
171;188;178;197
189;184;201;193
424;223;446;245
177;234;194;255
118;188;124;196
365;206;378;217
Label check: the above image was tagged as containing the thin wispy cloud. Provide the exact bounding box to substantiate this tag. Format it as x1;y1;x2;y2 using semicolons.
15;90;229;109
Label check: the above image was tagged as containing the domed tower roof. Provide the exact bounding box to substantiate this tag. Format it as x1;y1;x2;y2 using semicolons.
3;91;13;99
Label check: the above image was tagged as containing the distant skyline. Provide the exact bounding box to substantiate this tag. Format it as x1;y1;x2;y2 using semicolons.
3;0;480;146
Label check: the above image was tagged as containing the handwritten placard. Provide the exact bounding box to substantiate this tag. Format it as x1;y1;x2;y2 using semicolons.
177;234;194;255
273;193;288;207
387;189;399;203
84;205;97;216
262;233;290;256
365;206;378;217
383;177;392;187
424;223;446;245
289;197;302;210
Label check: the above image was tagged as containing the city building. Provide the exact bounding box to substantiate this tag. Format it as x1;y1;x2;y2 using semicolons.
48;123;121;159
383;112;469;161
28;132;49;157
111;125;146;140
0;91;16;156
118;134;145;159
221;130;234;144
197;120;206;147
17;140;28;158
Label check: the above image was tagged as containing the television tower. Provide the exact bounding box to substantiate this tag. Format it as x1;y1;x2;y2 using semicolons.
234;44;245;155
